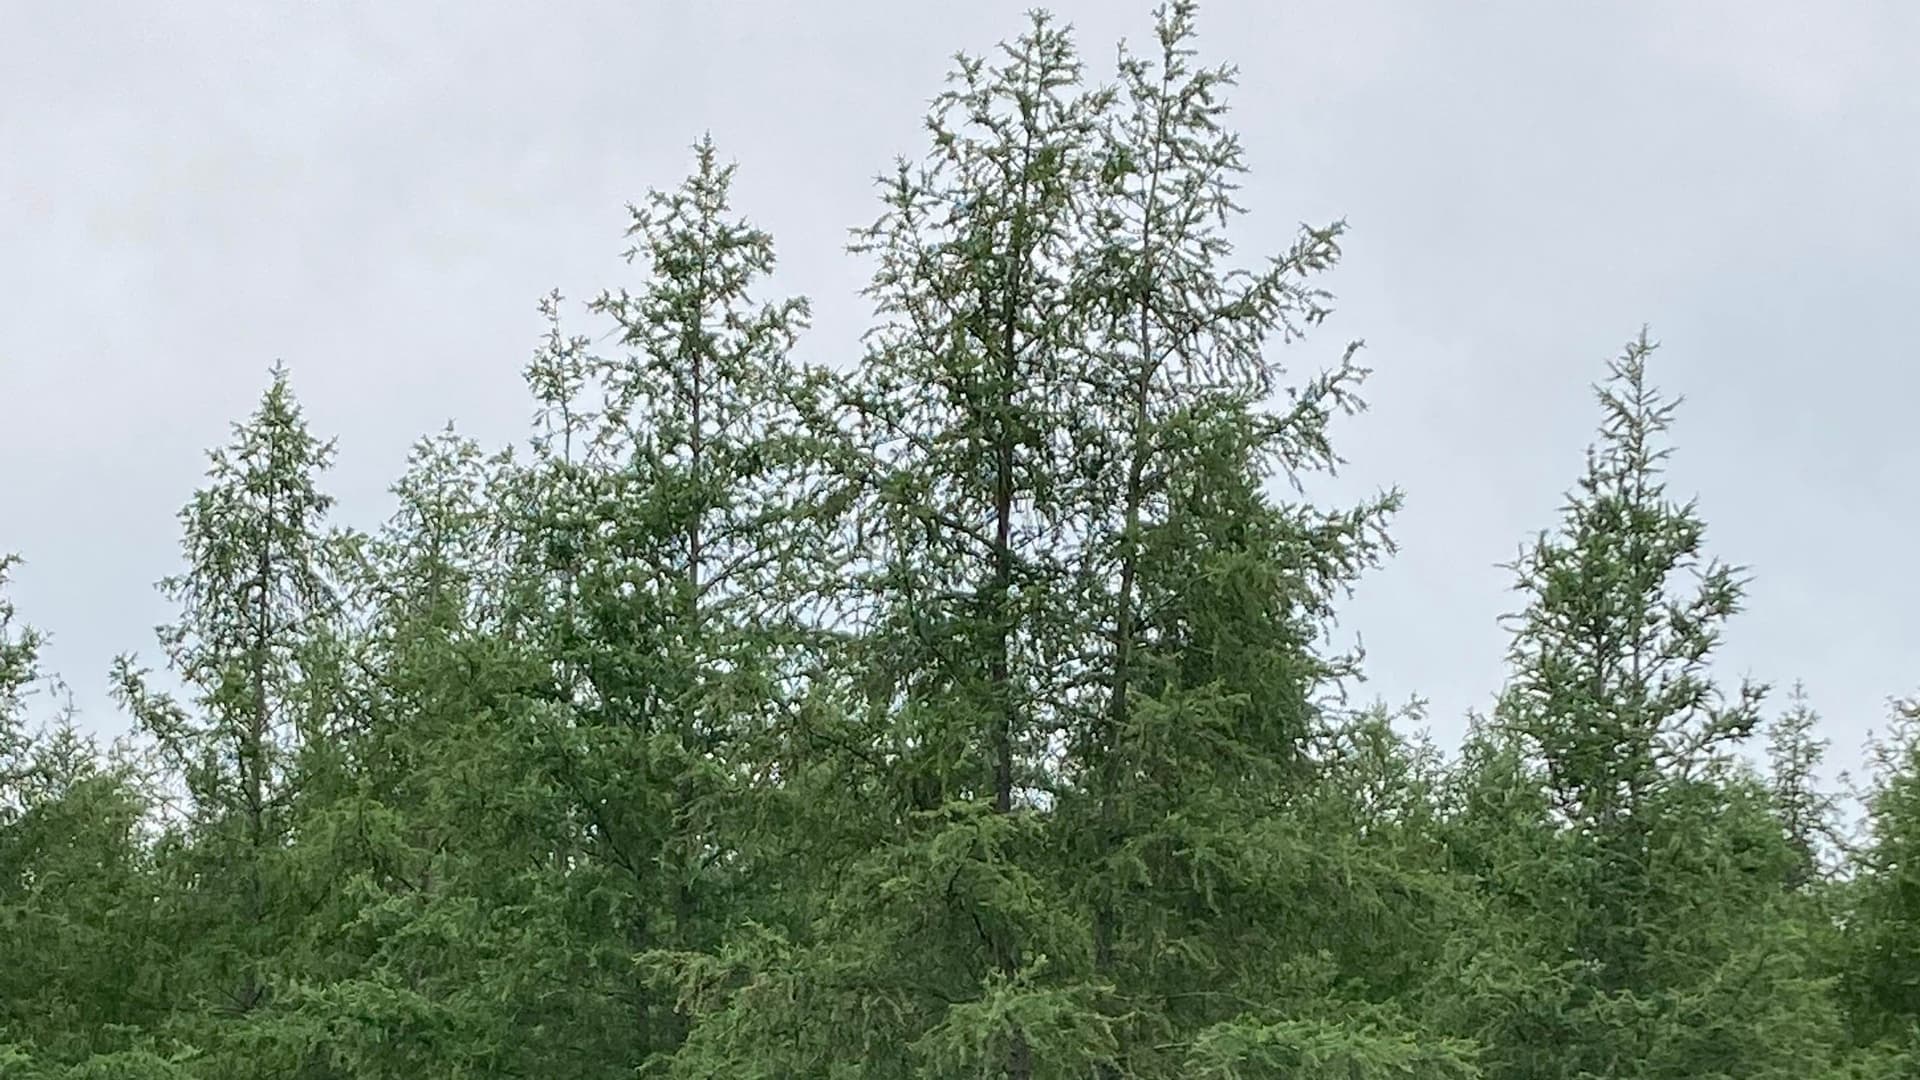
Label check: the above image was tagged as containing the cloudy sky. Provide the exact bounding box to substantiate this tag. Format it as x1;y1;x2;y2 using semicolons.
3;1;1914;783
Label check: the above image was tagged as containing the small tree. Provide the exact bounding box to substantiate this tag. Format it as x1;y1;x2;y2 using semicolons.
1768;681;1841;892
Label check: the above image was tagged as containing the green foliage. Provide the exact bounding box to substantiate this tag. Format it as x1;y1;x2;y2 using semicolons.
0;556;37;737
1769;682;1843;891
1182;1011;1478;1080
5;4;1912;1077
1845;696;1920;1047
1441;333;1847;1080
0;568;170;1069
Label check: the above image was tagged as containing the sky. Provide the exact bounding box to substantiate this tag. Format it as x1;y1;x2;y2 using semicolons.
3;1;1915;787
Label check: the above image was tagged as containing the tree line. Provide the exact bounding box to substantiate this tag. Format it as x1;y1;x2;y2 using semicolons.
4;5;1917;1077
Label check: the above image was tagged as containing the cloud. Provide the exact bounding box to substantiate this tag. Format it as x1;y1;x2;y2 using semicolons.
1638;2;1915;119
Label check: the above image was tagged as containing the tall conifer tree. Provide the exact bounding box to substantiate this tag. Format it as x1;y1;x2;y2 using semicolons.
111;367;351;1069
1461;333;1841;1079
493;139;818;1074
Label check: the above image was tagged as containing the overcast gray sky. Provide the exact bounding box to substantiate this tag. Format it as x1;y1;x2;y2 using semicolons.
3;1;1914;783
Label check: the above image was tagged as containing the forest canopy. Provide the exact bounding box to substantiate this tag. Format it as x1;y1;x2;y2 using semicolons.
3;5;1916;1078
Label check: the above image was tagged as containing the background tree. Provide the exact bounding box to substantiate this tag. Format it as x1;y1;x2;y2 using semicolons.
485;138;821;1076
1844;695;1920;1056
1768;682;1842;893
109;366;353;1074
235;426;560;1078
1;561;173;1071
1046;4;1456;1075
1449;333;1843;1080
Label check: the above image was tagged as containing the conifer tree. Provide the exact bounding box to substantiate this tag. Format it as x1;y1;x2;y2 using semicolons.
1495;331;1761;988
0;557;35;753
1461;332;1840;1079
0;556;46;1066
817;17;1111;1077
0;718;167;1068
0;557;39;832
109;366;352;1068
1045;5;1448;1074
484;139;820;1075
1768;682;1840;892
1844;695;1920;1052
1;562;173;1071
239;427;557;1077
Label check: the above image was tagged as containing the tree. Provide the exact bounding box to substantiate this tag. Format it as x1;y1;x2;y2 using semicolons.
0;561;171;1069
1457;331;1841;1079
1768;682;1841;892
110;366;352;1070
480;138;823;1075
807;16;1112;1077
1045;5;1445;1075
1496;330;1761;990
234;426;557;1078
1845;695;1920;1050
0;556;40;867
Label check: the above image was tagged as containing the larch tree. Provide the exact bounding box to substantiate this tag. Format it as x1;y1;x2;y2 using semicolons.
1767;681;1841;893
1496;332;1761;988
840;15;1114;1077
1050;4;1455;1076
109;366;353;1071
661;16;1117;1079
0;557;35;761
493;138;819;1075
0;568;250;1071
1845;695;1920;1055
242;426;555;1078
1463;332;1841;1080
